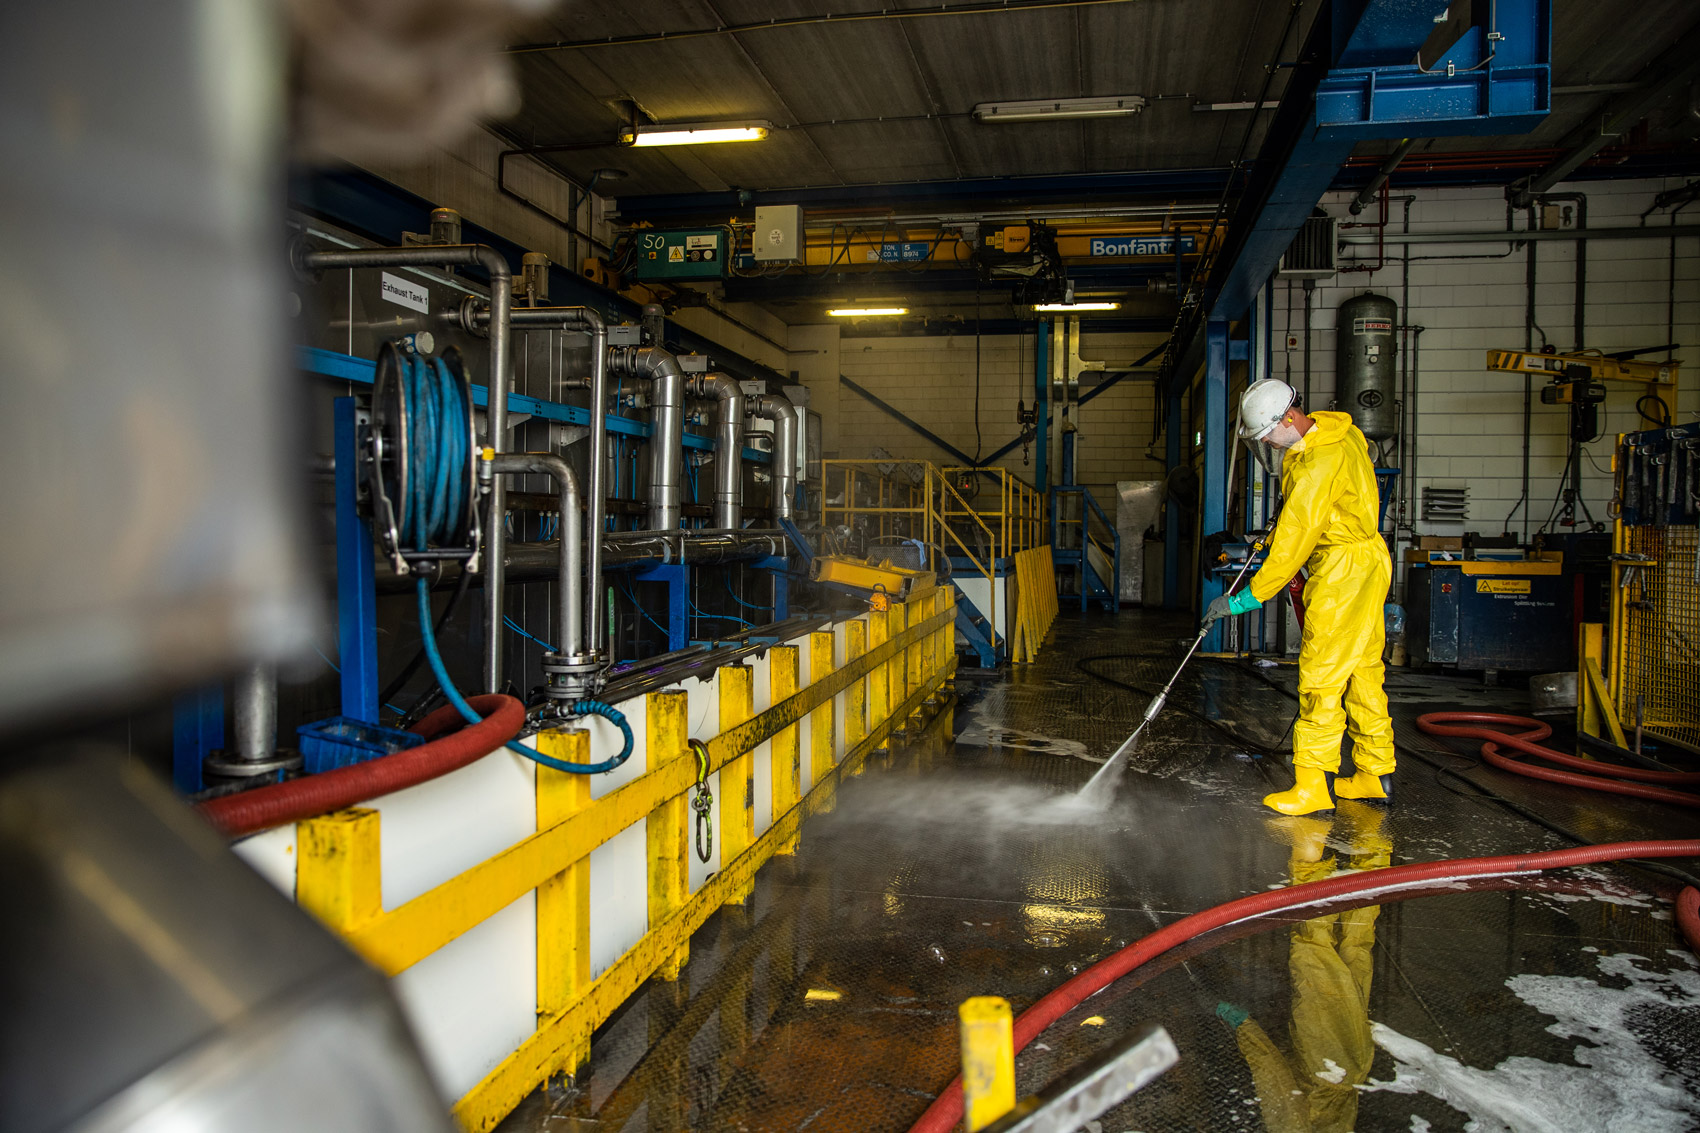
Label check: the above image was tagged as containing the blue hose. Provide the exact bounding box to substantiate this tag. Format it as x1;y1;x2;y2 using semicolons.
397;352;632;775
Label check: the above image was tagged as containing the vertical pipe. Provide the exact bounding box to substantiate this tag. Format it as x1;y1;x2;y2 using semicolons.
1163;386;1182;610
1200;319;1229;647
1034;322;1050;492
481;262;513;693
1301;280;1314;409
584;318;609;658
1522;209;1536;540
233;663;278;763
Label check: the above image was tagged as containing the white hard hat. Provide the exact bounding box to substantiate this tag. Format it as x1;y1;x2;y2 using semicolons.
1238;379;1296;440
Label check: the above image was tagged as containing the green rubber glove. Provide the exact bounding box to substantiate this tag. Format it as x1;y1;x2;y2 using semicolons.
1216;1001;1249;1029
1228;589;1262;615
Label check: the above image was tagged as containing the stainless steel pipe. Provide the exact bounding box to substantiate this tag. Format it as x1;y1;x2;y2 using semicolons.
489;452;582;659
302;243;513;693
466;302;608;659
609;347;686;531
749;393;797;520
690;372;746;529
232;663;277;763
374;530;790;593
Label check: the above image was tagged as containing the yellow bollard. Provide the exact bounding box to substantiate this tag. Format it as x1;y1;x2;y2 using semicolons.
958;996;1016;1131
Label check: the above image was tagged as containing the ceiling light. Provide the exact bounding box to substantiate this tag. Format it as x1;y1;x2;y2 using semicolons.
1034;302;1121;312
828;307;908;317
621;122;771;147
972;96;1146;123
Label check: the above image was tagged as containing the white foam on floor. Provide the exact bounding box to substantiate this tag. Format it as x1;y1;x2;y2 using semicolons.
1363;951;1700;1133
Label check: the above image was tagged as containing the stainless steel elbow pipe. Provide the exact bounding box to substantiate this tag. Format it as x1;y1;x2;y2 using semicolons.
463;302;608;658
487;453;583;660
609;347;686;531
749;394;798;520
301;243;514;694
689;372;745;529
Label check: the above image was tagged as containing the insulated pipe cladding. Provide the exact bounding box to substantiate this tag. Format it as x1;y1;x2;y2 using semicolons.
689;372;746;529
609;346;686;531
749;393;798;520
1336;291;1399;441
302;243;514;693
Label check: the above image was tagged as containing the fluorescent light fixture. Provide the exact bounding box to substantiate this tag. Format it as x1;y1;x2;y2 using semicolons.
827;307;908;317
1192;100;1280;112
620;121;771;147
973;96;1146;123
1034;302;1121;312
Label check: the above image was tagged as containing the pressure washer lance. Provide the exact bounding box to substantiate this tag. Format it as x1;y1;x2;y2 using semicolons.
1075;537;1270;809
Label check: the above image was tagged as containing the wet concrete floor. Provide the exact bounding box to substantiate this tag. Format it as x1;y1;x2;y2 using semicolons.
502;609;1699;1133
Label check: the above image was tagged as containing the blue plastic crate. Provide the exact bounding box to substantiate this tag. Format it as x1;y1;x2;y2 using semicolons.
298;715;422;774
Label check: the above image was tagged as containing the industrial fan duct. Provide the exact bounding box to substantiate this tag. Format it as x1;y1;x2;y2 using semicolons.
1336;292;1399;441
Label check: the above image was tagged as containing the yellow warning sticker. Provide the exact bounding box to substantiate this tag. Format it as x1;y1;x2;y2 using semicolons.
1476;579;1531;595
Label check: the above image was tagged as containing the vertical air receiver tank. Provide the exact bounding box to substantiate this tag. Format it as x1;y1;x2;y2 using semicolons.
1335;292;1398;440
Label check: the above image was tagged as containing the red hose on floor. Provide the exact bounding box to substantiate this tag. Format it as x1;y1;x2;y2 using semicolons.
197;694;526;839
905;839;1700;1133
1415;711;1700;808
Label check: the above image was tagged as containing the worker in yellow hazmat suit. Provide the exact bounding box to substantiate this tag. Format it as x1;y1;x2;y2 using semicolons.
1217;803;1391;1133
1202;378;1394;815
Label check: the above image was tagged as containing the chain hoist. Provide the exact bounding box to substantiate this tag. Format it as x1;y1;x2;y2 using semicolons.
688;739;714;863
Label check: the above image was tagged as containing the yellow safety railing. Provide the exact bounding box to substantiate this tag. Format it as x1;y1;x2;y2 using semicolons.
940;466;1046;560
823;459;1008;631
294;589;958;1131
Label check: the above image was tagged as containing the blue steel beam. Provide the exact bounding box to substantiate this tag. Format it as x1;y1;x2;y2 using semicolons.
1199;321;1231;650
334;397;381;723
299;346;771;464
1206;0;1550;324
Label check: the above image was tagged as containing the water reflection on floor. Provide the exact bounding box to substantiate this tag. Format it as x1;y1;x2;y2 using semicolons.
500;610;1699;1133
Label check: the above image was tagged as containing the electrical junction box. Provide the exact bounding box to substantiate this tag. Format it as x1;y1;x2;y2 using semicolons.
632;227;728;281
753;205;803;263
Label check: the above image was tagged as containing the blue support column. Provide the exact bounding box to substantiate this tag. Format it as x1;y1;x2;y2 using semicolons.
334;397;380;723
1200;320;1231;651
1034;321;1049;493
634;562;690;651
172;685;223;794
1163;386;1182;610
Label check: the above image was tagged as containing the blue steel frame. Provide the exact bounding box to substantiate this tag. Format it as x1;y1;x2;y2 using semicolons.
334;397;381;723
304;347;771;464
172;686;223;793
1172;0;1550;632
633;563;690;652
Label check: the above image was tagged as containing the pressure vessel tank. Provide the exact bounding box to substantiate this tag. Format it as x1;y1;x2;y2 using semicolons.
1335;291;1398;440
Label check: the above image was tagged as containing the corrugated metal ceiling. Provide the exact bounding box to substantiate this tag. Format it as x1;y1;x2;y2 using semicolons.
498;0;1700;201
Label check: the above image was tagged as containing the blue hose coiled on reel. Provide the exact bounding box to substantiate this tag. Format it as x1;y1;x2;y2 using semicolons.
395;351;632;775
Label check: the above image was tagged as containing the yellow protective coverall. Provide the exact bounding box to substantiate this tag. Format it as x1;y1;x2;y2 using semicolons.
1226;806;1390;1133
1248;411;1394;780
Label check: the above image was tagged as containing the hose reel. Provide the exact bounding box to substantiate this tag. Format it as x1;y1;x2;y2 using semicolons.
367;341;483;575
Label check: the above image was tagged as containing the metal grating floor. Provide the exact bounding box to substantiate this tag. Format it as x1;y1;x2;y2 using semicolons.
499;610;1700;1133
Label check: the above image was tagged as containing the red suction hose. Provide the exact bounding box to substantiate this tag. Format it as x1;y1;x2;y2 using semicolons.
905;839;1700;1133
1415;712;1700;808
197;694;525;838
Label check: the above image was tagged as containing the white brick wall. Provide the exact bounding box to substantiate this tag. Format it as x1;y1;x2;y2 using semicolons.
824;331;1169;508
792;177;1698;547
1300;176;1699;537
